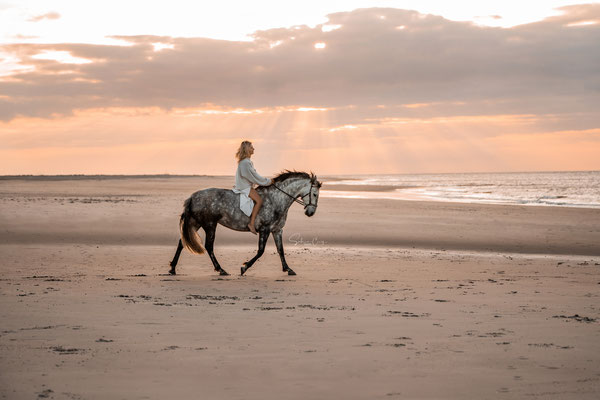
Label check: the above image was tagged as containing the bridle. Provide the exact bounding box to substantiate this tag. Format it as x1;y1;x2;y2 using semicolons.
273;181;318;209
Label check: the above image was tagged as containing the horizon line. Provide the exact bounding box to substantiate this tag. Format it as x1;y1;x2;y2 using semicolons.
1;169;599;181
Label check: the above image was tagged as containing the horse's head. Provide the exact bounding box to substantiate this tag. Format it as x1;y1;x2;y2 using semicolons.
301;173;322;217
270;170;322;216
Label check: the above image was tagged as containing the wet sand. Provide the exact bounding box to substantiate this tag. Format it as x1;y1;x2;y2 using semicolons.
1;176;599;399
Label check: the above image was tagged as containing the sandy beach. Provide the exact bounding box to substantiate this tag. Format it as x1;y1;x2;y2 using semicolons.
1;176;599;399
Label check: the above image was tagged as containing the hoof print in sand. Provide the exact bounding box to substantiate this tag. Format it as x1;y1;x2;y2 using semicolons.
387;343;406;348
37;389;54;398
386;311;430;318
552;314;596;323
50;346;84;355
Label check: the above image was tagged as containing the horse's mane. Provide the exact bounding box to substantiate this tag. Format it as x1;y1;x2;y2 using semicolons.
261;170;321;188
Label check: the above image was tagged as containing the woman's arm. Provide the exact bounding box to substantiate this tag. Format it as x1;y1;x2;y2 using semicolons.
241;160;271;186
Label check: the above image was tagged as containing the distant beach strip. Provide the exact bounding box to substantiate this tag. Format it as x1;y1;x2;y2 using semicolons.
320;171;600;208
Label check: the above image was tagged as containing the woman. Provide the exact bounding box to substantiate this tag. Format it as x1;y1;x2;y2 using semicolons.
233;141;272;234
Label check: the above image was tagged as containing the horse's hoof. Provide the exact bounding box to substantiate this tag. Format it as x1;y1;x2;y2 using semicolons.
287;269;296;276
169;269;176;275
219;269;230;276
240;266;246;276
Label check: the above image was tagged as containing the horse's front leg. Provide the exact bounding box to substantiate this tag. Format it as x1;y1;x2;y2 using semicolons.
272;230;295;275
241;229;270;276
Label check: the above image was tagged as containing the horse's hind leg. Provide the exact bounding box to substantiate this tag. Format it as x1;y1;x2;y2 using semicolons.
272;230;295;276
241;230;270;276
203;222;229;276
169;239;184;275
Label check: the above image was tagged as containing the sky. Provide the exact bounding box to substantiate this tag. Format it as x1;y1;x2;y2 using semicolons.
1;0;599;175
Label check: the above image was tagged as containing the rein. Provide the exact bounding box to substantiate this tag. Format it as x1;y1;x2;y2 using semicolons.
273;182;316;208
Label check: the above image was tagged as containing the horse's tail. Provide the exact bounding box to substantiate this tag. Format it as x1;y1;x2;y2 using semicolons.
179;197;205;255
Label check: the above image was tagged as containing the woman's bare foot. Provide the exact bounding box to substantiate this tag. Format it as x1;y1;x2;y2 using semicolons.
248;223;258;235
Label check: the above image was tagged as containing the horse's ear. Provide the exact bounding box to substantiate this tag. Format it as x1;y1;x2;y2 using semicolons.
309;172;322;188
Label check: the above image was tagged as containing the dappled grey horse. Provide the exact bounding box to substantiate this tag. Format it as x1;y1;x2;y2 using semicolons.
169;171;321;276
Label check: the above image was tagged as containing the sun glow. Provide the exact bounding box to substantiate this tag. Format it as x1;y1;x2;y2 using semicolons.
566;20;599;27
1;105;599;175
31;50;93;64
296;107;328;112
151;42;174;51
0;52;35;76
322;24;342;32
328;125;359;132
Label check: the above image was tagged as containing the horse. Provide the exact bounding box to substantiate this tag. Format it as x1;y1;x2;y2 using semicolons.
168;171;322;276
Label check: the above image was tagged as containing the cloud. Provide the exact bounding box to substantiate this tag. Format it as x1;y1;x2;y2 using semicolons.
1;5;599;121
27;11;61;22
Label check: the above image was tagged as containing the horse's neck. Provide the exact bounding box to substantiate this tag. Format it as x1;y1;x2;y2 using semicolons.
275;178;308;208
279;178;307;197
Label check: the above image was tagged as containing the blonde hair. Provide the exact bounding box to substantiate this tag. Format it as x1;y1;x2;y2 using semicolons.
235;140;253;162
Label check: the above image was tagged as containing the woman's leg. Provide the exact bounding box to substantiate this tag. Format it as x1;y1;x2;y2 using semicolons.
247;188;263;235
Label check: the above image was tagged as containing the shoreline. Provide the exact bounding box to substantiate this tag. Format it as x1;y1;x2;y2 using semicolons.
320;189;600;210
2;173;598;209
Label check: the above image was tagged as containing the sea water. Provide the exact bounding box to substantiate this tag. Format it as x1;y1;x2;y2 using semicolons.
321;171;600;208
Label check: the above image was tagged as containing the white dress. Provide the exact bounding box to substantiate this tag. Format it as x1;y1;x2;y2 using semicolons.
232;158;272;216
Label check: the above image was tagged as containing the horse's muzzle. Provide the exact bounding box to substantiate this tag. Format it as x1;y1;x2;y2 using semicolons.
305;206;316;217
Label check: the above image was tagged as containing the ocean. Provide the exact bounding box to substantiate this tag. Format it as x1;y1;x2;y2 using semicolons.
321;171;600;208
